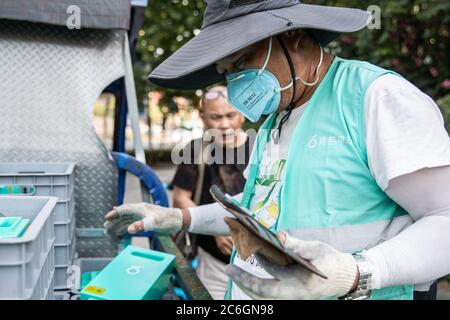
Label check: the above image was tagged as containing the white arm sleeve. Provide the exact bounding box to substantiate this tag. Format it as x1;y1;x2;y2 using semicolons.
363;166;450;289
187;192;243;236
364;74;450;290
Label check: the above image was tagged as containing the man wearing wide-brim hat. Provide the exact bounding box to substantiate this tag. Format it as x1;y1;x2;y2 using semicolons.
105;0;450;300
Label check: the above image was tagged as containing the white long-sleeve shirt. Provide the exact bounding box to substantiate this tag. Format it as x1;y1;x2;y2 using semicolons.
188;74;450;293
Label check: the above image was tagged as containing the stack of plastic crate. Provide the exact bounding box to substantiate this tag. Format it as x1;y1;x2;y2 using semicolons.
0;196;57;299
0;163;76;292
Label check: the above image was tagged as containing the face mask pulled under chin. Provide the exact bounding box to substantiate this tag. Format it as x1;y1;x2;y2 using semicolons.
225;37;292;123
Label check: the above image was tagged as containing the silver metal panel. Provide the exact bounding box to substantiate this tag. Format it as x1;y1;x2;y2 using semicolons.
0;20;125;257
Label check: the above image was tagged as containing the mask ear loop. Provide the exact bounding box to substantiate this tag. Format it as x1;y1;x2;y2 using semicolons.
272;35;298;144
228;73;245;82
275;80;293;93
229;36;274;82
257;37;273;76
295;45;324;87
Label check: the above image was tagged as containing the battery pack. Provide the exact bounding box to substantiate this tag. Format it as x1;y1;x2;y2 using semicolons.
80;245;175;300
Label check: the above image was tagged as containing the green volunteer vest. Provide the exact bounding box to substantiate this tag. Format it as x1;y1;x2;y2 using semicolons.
224;57;414;300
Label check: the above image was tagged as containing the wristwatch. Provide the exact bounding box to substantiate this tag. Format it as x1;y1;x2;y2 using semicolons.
339;253;373;300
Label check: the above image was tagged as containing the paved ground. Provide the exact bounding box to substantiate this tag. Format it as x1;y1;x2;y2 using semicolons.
124;162;450;300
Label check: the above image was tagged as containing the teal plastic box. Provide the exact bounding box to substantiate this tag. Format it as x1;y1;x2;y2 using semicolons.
0;217;30;239
80;245;175;300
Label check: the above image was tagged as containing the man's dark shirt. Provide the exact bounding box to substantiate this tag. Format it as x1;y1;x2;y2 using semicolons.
171;137;251;263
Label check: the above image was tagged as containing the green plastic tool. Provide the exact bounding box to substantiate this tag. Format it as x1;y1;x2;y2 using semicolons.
80;245;175;300
0;185;36;195
0;217;30;239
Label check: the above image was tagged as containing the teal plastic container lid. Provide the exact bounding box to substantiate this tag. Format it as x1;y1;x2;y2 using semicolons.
80;271;102;291
80;245;175;300
0;217;30;238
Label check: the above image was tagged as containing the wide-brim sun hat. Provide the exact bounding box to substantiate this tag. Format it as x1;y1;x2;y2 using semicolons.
148;0;371;90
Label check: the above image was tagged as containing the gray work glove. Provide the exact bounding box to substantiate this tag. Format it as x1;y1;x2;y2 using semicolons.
104;203;183;240
226;232;358;300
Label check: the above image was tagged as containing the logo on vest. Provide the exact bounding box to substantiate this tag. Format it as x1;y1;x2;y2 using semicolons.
308;135;353;149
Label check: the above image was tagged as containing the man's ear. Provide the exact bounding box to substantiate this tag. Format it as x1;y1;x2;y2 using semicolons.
284;29;305;53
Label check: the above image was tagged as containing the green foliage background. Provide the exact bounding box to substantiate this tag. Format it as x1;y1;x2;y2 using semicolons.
134;0;206;108
134;0;450;132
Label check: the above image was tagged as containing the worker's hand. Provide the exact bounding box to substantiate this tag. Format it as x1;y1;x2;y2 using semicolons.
226;232;358;300
103;203;183;239
215;236;233;256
